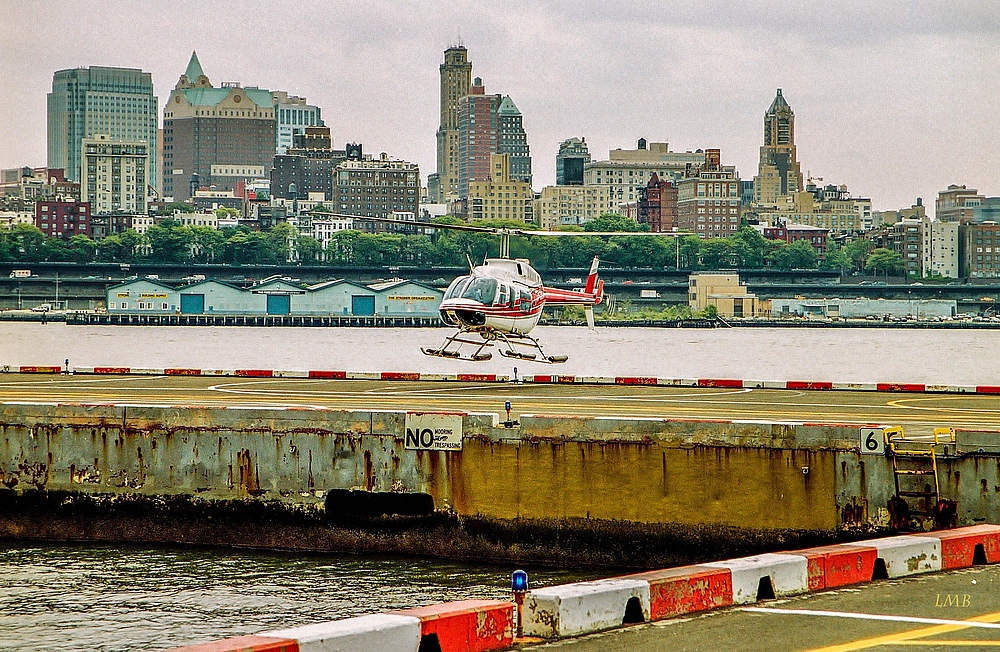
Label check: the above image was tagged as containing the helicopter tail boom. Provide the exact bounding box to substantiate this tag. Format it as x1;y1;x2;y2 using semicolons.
542;257;604;308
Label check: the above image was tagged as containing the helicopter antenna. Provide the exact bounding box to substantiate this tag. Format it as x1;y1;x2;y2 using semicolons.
466;253;474;272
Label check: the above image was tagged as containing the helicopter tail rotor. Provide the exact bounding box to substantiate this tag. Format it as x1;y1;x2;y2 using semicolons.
584;256;600;295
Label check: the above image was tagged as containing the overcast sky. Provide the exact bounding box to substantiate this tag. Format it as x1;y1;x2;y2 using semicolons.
1;0;997;213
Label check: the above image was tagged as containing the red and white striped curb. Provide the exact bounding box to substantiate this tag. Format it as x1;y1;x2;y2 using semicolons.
5;364;999;395
163;600;514;652
163;526;1000;649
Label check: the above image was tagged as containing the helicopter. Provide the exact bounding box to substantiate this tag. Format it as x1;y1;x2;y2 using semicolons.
432;252;602;363
331;215;688;363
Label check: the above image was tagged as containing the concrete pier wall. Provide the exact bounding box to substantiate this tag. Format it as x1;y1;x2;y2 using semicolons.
1;403;998;534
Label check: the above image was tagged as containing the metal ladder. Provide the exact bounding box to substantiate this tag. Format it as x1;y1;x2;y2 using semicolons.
885;427;954;520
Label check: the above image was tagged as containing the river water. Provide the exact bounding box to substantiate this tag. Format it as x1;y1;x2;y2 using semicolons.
1;322;998;650
2;322;1000;385
0;543;592;652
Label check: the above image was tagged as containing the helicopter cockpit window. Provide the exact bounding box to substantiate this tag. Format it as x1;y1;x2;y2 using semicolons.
460;278;498;304
444;276;471;300
497;283;509;307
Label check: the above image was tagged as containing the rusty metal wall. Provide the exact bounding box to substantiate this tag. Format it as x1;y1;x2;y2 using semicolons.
2;403;998;533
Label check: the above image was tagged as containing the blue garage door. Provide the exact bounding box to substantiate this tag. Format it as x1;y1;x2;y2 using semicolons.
267;294;291;315
352;295;375;316
180;294;204;314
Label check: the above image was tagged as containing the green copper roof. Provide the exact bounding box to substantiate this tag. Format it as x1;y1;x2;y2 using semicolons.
185;51;205;81
183;86;274;107
498;95;520;116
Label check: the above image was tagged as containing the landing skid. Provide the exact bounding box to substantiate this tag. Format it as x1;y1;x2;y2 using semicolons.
496;331;568;364
421;329;568;364
422;332;493;362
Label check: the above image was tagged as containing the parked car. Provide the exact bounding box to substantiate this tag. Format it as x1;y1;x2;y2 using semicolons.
32;304;51;312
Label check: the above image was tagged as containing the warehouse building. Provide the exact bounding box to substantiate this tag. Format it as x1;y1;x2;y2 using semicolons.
369;280;444;317
771;297;957;319
106;277;442;316
107;279;180;313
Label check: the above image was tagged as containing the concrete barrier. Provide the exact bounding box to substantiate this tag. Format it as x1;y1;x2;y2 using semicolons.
791;544;878;591
925;525;1000;569
845;535;941;578
877;382;925;392
18;365;62;373
162;634;297;651
390;600;513;652
786;380;833;390
702;553;809;604
308;370;347;379
523;578;650;638
262;614;421;652
621;565;733;620
34;364;1000;399
697;378;743;388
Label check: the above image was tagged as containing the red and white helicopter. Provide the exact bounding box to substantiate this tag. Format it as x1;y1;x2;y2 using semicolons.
433;252;603;363
340;216;685;363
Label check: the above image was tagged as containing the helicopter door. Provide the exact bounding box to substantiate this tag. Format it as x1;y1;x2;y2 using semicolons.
496;282;509;307
519;289;532;312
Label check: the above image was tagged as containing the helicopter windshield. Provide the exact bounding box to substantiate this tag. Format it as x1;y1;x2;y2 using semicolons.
460;278;498;304
443;276;471;300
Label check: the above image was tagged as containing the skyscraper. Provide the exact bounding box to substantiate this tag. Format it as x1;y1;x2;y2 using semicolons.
432;46;472;203
457;78;501;200
467;153;533;223
272;90;323;155
47;66;158;192
81;134;148;214
556;137;590;186
754;89;803;207
162;52;276;201
497;96;531;186
677;149;742;238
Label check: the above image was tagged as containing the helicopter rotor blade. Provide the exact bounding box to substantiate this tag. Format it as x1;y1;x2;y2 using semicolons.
316;214;502;234
304;213;693;239
516;230;693;237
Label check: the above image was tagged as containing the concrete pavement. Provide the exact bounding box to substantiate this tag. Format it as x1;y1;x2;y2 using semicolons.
3;373;1000;433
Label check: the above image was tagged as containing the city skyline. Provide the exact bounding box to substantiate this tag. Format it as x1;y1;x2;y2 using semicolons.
1;1;998;213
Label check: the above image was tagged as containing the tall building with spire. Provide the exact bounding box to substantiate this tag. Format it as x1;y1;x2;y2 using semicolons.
431;46;472;203
753;89;803;207
162;51;276;201
47;65;158;192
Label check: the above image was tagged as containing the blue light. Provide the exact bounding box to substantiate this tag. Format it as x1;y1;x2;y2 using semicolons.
511;569;528;592
505;401;512;411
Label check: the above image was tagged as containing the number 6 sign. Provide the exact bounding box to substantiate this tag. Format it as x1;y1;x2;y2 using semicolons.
860;428;885;455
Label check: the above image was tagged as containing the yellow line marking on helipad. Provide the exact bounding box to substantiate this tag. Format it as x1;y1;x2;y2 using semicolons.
886;395;1000;415
743;607;1000;630
891;642;1000;646
799;609;1000;651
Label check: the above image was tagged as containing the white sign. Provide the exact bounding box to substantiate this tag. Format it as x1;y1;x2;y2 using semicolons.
404;412;464;451
860;428;885;455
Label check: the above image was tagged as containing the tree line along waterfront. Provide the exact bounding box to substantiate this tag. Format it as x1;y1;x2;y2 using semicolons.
0;212;906;275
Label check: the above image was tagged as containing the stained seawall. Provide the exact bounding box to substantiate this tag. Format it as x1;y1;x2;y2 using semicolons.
1;402;998;566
